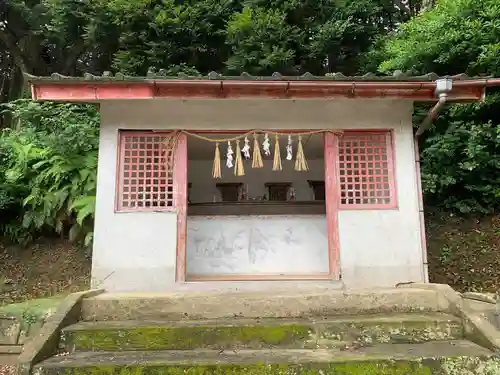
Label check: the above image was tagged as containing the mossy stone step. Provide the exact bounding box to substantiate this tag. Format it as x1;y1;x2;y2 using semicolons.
35;340;498;375
61;313;462;352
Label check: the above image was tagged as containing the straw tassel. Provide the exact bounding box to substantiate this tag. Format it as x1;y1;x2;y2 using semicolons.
273;134;282;171
234;140;245;176
212;142;222;179
294;135;309;171
252;134;263;168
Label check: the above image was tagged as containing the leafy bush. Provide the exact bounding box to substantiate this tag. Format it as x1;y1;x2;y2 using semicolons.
416;95;500;215
0;100;99;245
374;0;500;214
420;117;500;214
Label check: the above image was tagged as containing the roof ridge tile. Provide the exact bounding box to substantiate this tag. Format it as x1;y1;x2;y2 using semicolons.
23;70;493;83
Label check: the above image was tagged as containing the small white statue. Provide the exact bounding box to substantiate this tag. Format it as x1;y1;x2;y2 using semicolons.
286;135;293;161
226;141;234;168
262;133;271;156
242;136;251;159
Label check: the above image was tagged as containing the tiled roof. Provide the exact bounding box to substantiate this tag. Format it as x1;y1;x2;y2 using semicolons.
25;70;488;83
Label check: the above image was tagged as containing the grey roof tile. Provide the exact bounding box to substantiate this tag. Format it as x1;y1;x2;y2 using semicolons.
25;70;487;83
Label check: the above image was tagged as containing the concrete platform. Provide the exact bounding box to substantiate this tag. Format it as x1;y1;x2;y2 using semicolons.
81;287;447;321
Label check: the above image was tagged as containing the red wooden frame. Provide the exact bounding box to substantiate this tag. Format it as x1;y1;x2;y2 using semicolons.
114;130;188;281
115;131;178;213
187;274;332;281
336;130;397;210
114;128;399;283
176;129;341;281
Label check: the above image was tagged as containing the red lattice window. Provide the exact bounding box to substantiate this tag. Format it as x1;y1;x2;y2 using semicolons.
116;131;177;211
337;131;396;209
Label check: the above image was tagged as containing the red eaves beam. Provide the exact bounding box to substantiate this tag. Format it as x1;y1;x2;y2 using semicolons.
30;78;500;102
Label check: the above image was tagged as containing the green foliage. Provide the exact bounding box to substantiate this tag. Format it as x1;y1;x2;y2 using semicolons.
1;0;412;98
104;0;238;75
378;0;500;76
226;7;301;74
0;100;99;245
420;104;500;214
79;0;408;76
1;0;499;248
375;0;500;214
0;0;415;247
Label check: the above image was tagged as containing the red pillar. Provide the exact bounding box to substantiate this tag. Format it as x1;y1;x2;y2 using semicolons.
175;133;188;282
324;133;341;280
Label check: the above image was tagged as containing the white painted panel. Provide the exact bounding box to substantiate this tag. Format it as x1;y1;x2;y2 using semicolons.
100;99;413;130
187;215;329;276
338;117;425;288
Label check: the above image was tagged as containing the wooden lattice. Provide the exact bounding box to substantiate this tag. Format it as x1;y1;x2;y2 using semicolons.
117;132;177;211
337;131;396;208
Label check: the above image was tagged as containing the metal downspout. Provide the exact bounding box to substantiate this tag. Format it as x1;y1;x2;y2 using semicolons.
414;139;429;282
416;77;453;137
415;93;448;137
414;78;452;283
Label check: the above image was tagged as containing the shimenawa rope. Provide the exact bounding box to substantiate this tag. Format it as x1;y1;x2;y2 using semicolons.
164;129;343;177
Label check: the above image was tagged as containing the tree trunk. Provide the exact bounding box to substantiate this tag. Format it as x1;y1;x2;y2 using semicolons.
8;67;24;100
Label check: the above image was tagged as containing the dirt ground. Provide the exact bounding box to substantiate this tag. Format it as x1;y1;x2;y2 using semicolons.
426;212;500;293
1;212;499;306
1;239;90;305
0;364;15;375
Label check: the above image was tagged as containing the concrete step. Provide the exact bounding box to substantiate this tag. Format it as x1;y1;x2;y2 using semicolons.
35;341;497;375
0;345;22;355
81;288;445;321
61;313;462;352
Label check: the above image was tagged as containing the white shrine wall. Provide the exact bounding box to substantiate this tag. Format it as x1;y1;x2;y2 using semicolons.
92;99;426;292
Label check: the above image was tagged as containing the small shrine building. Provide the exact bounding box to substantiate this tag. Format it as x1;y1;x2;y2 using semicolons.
27;72;500;292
